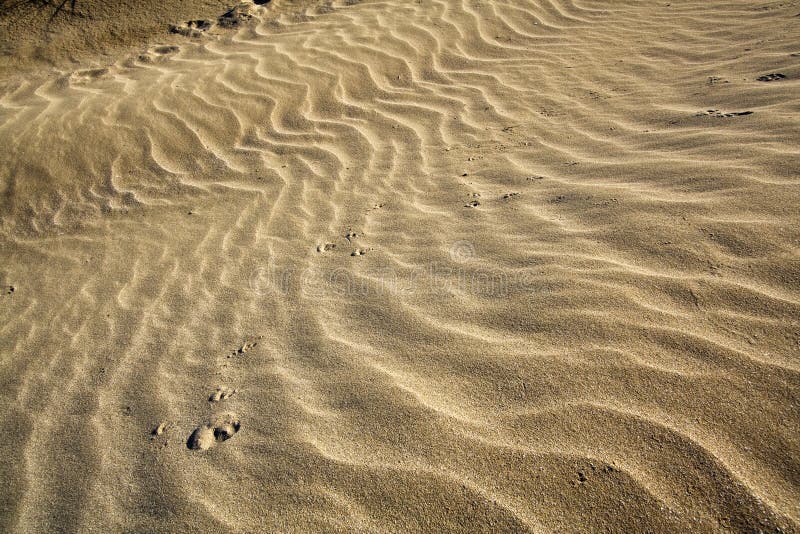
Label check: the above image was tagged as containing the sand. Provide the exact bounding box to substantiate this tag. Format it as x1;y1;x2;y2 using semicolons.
0;0;799;532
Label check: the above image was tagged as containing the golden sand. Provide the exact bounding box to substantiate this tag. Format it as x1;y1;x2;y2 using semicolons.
0;0;798;531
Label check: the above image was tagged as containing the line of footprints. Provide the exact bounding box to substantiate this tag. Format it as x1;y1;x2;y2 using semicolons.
152;339;260;451
317;229;369;257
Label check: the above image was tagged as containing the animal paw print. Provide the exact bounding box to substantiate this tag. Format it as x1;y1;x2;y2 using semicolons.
151;421;170;438
696;109;753;118
169;19;212;38
217;4;253;28
757;73;786;82
149;421;173;448
187;414;241;451
209;386;237;403
228;338;261;358
153;45;180;55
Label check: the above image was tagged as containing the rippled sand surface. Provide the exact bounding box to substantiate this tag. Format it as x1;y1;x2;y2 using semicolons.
1;0;799;532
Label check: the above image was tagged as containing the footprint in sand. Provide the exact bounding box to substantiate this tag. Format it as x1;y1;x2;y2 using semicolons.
151;421;169;437
316;243;336;253
696;109;753;118
501;192;520;200
464;200;480;208
154;45;180;55
351;248;369;257
150;421;175;448
4;285;15;295
169;20;212;38
74;68;109;79
209;386;237;403
187;413;241;451
217;5;253;28
757;73;786;82
228;337;261;358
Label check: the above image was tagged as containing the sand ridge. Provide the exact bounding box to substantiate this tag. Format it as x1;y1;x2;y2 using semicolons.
0;0;799;532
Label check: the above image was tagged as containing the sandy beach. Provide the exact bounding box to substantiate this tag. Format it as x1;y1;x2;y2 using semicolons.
1;0;798;532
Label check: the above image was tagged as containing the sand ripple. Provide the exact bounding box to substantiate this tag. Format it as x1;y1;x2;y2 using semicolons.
0;0;798;531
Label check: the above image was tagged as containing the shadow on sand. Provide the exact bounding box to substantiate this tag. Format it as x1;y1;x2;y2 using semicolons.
0;0;79;25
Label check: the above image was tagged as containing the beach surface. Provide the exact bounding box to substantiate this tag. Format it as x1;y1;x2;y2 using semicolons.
1;0;799;532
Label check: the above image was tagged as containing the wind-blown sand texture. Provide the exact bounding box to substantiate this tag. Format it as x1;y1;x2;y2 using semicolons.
1;0;799;532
